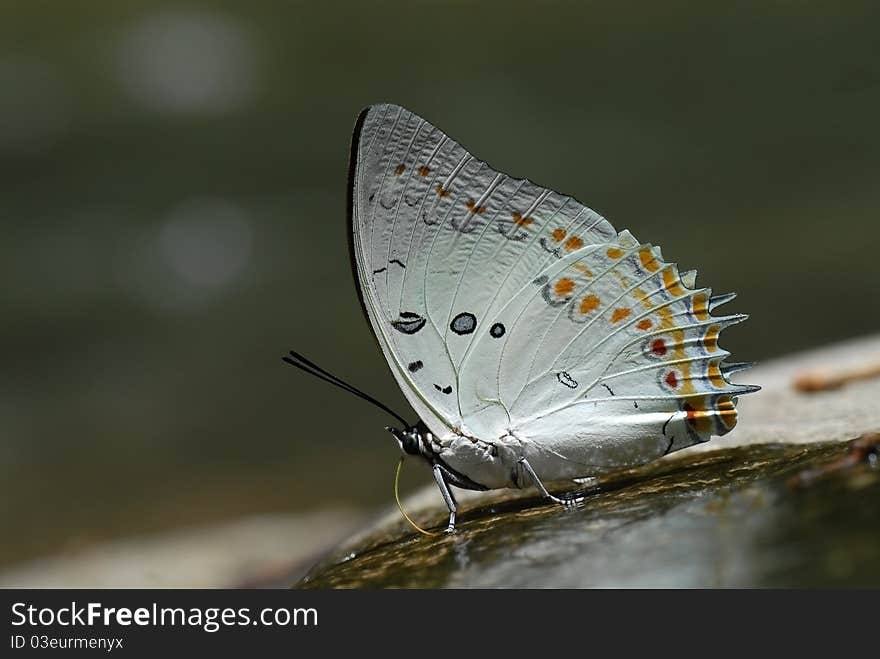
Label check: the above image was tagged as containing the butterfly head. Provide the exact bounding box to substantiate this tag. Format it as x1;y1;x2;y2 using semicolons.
386;425;423;456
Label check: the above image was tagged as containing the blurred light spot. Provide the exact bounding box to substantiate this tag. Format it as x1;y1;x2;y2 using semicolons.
117;10;258;115
160;198;253;287
0;56;68;154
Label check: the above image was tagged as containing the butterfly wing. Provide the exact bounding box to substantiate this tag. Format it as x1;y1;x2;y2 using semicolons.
349;103;757;474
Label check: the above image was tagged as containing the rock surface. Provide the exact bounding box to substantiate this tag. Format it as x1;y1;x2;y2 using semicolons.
297;335;880;588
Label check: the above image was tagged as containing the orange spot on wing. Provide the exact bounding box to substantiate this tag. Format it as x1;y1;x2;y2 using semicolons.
639;248;660;272
716;396;738;430
657;305;674;330
708;360;726;388
672;331;696;395
435;184;450;198
663;269;685;297
579;294;601;314
417;165;431;177
684;401;715;434
665;371;679;389
512;213;533;227
554;278;576;296
704;324;720;352
612;270;631;288
574;264;593;277
651;338;667;356
636;318;653;331
606;247;624;259
565;236;584;250
692;292;709;320
551;228;566;242
394;164;405;176
634;288;654;310
685;396;737;434
611;307;631;323
465;198;486;214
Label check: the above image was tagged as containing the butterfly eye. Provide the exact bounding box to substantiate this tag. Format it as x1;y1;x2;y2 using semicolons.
385;425;421;456
401;432;421;456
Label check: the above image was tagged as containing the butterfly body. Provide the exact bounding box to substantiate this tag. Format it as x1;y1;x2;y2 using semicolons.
343;103;758;529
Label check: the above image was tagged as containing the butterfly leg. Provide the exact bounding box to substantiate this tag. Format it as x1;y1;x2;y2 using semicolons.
518;458;585;507
432;464;458;533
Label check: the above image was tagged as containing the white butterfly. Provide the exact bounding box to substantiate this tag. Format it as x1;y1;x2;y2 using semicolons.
290;103;758;532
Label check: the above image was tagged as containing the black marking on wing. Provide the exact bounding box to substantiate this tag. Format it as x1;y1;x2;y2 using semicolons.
557;371;578;389
489;322;505;338
391;312;426;335
662;414;674;437
450;312;477;336
539;237;562;258
664;435;675;455
434;384;453;395
537;280;570;307
496;214;530;242
602;383;615;396
407;360;423;373
372;259;406;275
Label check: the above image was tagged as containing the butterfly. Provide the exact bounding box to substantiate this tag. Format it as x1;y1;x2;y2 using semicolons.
285;103;758;533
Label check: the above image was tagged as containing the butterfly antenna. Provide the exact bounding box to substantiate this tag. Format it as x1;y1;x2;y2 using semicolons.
282;351;410;427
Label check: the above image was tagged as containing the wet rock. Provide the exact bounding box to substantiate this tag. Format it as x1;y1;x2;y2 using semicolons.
297;335;880;588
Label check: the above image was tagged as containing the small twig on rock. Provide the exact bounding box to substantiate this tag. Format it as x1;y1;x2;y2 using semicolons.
787;432;880;488
793;362;880;393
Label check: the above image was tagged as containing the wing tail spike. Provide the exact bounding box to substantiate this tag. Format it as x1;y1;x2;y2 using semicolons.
716;312;749;327
709;292;737;312
680;269;697;289
721;361;756;377
616;228;639;249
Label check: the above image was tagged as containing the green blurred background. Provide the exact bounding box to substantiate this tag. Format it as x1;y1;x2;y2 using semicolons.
1;1;878;568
